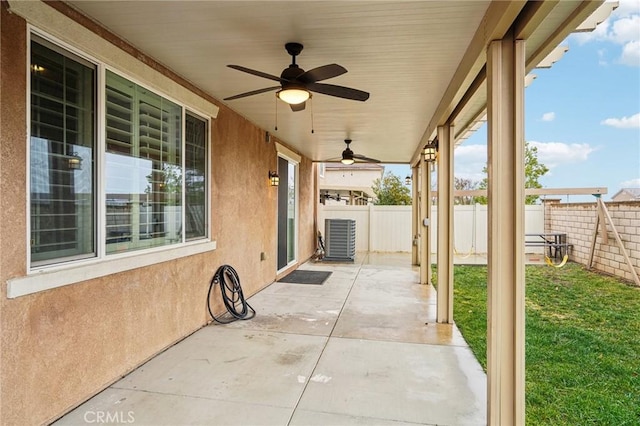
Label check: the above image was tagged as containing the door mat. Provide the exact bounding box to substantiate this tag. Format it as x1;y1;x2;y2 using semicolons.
277;270;332;285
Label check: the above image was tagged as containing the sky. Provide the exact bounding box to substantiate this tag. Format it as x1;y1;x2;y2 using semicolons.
388;0;640;202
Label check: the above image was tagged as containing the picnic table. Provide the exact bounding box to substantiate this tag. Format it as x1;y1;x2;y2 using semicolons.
525;233;571;259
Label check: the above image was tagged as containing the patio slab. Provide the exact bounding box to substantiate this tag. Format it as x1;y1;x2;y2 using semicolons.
54;253;486;425
296;337;486;425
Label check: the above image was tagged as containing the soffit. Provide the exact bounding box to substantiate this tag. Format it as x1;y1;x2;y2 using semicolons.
63;1;602;165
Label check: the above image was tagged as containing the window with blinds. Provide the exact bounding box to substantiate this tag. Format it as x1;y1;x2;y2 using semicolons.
185;112;207;240
28;33;211;269
30;37;96;266
105;71;182;254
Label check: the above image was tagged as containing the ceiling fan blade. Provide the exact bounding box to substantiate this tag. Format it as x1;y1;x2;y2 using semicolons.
307;82;370;101
298;64;347;83
290;102;306;112
223;86;280;101
353;154;381;163
227;65;283;82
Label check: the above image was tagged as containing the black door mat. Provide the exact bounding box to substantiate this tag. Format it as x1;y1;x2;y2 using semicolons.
277;270;332;285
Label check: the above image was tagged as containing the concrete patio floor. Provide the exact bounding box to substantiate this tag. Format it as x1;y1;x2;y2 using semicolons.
55;253;487;425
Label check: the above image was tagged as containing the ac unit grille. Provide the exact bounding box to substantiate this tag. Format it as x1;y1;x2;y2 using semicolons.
325;219;355;261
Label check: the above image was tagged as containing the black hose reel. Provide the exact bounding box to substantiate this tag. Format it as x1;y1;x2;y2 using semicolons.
207;265;255;324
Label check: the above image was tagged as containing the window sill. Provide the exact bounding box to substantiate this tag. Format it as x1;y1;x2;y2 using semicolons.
7;240;216;299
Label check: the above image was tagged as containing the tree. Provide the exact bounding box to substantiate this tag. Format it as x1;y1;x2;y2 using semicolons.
476;141;549;205
372;171;412;205
454;177;479;205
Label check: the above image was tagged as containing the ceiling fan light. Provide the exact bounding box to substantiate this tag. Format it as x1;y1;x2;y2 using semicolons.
341;158;355;165
277;88;310;105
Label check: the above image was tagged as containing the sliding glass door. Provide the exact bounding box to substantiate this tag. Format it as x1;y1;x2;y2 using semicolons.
277;156;297;271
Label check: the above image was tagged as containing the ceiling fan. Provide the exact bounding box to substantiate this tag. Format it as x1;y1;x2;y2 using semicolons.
325;139;381;165
224;42;370;111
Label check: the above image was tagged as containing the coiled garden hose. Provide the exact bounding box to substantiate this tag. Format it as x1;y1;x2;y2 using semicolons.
207;265;256;324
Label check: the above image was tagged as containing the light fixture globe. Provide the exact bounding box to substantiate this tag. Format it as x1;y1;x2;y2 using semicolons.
341;147;355;165
276;88;310;105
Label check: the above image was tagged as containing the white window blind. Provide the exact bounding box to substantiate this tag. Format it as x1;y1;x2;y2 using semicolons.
185;112;208;240
30;37;96;266
28;33;212;272
105;71;182;254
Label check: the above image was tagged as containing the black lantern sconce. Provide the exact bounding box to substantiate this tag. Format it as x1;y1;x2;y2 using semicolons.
423;138;438;163
269;171;280;186
68;153;82;170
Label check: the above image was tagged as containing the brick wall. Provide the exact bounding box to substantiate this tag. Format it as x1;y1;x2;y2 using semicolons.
546;200;640;285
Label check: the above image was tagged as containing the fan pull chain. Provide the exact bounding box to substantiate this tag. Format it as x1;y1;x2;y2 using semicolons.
274;96;278;131
310;97;315;134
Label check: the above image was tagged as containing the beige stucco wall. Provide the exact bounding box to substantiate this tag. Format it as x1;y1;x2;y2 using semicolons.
0;3;315;425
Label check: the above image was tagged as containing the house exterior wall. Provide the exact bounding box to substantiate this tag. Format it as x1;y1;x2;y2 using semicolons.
0;2;315;425
321;167;383;189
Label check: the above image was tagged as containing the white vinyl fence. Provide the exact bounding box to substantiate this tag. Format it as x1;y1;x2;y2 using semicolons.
318;204;544;253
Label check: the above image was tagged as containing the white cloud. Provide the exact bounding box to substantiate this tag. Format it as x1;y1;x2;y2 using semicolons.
601;112;640;128
528;141;596;168
571;1;640;66
454;144;487;182
610;14;640;44
541;112;556;121
454;141;599;178
621;178;640;187
620;40;640;65
454;144;487;164
614;0;640;17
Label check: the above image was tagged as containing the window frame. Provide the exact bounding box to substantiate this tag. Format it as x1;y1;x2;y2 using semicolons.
28;33;99;267
14;29;215;298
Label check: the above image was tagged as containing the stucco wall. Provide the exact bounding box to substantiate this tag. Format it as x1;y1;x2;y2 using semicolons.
0;3;315;425
546;200;640;284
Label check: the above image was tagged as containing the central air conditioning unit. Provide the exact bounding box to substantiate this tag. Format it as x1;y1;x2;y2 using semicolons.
324;218;356;261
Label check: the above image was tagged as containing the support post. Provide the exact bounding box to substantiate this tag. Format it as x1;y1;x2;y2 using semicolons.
436;123;454;323
412;165;419;265
486;34;526;426
420;157;431;285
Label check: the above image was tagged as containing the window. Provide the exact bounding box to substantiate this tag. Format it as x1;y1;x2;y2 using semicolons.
30;36;96;266
29;35;210;268
105;71;183;254
185;112;208;240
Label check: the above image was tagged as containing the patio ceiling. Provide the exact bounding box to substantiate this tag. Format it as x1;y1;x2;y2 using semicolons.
65;1;604;165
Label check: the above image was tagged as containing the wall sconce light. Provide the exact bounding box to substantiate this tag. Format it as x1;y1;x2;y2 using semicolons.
68;153;82;170
423;138;438;163
269;171;280;186
405;175;411;185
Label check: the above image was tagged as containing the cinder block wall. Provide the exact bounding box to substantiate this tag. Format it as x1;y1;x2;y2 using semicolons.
546;200;640;284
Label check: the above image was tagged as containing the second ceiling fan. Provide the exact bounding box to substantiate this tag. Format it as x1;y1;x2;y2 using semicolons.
325;139;380;165
224;43;370;111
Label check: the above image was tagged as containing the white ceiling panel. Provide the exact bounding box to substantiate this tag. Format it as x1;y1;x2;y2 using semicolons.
66;1;603;165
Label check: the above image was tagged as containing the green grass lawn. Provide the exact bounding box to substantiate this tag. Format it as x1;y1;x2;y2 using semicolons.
452;262;640;425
